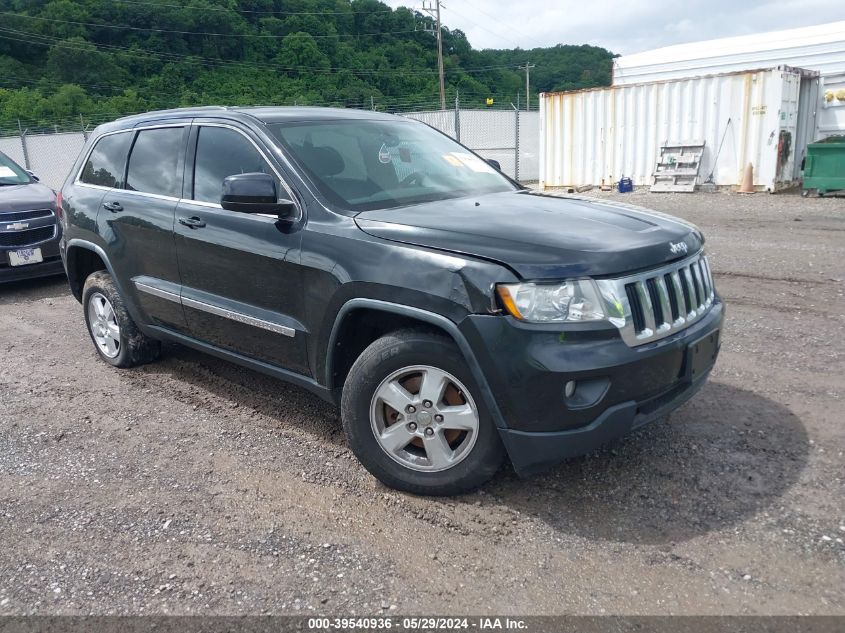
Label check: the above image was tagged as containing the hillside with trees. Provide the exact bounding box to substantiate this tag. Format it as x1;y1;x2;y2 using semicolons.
0;0;614;132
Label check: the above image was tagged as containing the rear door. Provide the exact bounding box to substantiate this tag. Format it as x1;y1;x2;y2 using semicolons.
67;129;133;249
174;122;308;374
98;123;189;331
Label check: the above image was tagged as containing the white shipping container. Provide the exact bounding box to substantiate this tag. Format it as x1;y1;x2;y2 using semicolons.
539;67;820;191
819;72;845;139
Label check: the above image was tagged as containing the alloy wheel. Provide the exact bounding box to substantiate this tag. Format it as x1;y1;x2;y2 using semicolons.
369;365;480;472
87;292;121;358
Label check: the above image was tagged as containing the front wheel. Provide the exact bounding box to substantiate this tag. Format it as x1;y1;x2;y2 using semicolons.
341;330;505;495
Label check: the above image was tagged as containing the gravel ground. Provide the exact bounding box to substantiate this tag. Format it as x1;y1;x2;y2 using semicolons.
0;190;843;615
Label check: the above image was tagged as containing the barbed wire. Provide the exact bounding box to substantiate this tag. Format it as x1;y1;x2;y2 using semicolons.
0;96;532;137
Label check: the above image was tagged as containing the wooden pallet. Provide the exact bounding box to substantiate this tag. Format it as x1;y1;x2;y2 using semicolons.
651;140;705;192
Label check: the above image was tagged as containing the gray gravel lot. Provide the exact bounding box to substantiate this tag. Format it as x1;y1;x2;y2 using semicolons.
0;189;843;615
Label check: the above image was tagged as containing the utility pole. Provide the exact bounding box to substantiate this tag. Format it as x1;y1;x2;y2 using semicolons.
518;62;535;111
421;0;446;110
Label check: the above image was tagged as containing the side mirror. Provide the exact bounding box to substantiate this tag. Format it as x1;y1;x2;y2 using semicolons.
221;172;296;220
26;170;39;182
486;159;501;171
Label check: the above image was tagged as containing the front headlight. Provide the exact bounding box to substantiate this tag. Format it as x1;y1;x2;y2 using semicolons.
496;280;607;323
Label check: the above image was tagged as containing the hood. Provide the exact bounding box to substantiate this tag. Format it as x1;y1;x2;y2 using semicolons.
354;191;703;280
0;181;56;214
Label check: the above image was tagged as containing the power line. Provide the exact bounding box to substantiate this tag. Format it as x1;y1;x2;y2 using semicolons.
0;27;523;77
440;4;523;50
460;0;547;49
0;11;420;39
108;0;397;16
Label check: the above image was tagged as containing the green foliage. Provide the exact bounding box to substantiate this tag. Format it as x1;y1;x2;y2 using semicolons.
0;0;615;131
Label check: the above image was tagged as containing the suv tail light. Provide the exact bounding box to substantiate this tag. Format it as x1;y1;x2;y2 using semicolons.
55;191;63;221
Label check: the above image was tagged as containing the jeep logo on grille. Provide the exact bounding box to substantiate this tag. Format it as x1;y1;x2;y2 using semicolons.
669;241;688;255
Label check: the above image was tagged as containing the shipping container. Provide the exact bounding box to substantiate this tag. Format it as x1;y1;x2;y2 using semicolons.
819;72;845;139
539;67;820;191
612;21;845;85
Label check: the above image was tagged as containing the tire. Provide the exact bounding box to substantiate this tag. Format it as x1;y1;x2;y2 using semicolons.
341;329;505;495
82;270;161;368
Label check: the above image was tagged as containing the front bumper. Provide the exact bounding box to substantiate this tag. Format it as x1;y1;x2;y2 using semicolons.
460;298;725;475
1;238;64;283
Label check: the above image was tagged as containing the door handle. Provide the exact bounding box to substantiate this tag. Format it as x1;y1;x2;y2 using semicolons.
103;201;123;213
178;216;206;229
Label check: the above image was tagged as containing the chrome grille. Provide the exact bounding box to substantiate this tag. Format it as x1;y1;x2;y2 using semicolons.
0;209;53;222
596;253;716;347
0;225;56;247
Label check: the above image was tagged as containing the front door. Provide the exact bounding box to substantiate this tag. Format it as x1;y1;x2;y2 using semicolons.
98;124;189;331
174;123;308;374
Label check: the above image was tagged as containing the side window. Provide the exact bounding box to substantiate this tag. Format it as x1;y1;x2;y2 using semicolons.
126;127;183;197
79;132;132;188
193;126;272;204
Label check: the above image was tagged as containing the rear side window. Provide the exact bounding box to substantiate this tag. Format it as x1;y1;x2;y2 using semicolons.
79;132;132;188
126;127;184;197
192;126;272;204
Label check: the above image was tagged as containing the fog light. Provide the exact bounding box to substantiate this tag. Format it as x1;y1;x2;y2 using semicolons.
564;377;611;410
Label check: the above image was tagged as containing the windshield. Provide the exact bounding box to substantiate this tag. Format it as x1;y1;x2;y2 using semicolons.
0;151;31;186
269;118;517;212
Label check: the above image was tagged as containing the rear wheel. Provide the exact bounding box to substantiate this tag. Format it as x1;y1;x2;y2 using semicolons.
341;330;505;495
82;270;160;368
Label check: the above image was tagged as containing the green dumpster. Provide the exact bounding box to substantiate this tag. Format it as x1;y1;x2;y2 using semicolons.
803;136;845;196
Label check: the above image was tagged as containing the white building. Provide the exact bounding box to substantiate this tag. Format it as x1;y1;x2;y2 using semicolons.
612;21;845;85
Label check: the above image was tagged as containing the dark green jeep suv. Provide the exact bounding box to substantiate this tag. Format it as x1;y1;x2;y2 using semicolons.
60;106;723;495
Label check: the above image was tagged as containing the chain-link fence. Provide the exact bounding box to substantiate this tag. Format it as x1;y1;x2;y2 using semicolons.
403;106;539;182
0;98;538;190
0;130;87;191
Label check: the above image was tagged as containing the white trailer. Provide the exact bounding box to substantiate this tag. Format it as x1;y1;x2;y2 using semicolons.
539;67;820;192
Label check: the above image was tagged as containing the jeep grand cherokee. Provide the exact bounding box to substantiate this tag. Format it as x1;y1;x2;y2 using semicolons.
59;107;724;495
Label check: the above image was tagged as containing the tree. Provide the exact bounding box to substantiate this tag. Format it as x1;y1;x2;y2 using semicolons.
0;0;615;129
274;32;331;77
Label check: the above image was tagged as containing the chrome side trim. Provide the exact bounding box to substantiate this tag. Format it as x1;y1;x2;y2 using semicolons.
181;296;296;338
134;281;180;303
133;278;296;337
117;189;181;203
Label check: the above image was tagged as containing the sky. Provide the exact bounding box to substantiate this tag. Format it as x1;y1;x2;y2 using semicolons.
383;0;845;55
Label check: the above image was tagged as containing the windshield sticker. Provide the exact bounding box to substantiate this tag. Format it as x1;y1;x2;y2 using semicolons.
442;154;464;168
451;152;496;173
399;146;412;163
0;166;17;178
378;143;392;164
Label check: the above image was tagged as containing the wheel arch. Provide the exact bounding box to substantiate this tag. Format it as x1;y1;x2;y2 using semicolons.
325;299;508;429
65;239;113;302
